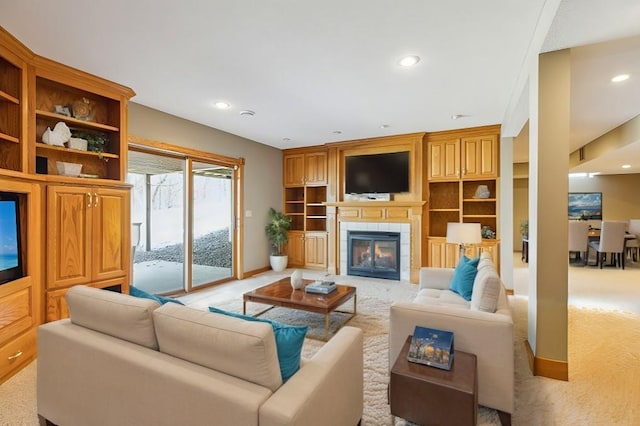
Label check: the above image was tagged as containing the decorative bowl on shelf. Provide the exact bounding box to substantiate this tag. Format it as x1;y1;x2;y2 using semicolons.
56;161;83;177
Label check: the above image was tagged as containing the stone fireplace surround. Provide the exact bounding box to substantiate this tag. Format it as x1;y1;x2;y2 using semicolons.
340;221;410;281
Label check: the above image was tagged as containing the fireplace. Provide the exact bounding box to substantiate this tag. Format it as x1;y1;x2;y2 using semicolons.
347;231;401;280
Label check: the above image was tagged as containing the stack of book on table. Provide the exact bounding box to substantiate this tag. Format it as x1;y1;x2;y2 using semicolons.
304;280;337;294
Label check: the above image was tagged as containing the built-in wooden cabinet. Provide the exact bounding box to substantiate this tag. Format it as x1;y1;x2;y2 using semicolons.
45;185;130;321
46;186;129;288
425;126;500;268
287;231;305;267
303;151;328;186
283;149;328;269
428;138;460;180
0;25;134;382
461;135;498;179
304;232;327;269
284;154;304;186
0;34;27;174
427;237;500;269
0;178;41;384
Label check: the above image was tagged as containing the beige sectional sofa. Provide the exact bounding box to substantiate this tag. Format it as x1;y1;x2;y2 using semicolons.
388;253;514;420
38;286;364;426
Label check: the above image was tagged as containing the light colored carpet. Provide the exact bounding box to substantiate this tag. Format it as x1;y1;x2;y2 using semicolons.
1;270;639;425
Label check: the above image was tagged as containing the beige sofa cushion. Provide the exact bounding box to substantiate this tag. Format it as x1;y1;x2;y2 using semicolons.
153;303;283;391
470;262;501;313
414;288;470;309
66;285;160;350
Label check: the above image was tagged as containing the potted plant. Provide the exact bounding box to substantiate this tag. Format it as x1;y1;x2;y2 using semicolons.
520;219;529;239
265;207;292;271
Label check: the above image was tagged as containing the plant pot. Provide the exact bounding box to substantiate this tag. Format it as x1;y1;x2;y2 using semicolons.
269;255;288;272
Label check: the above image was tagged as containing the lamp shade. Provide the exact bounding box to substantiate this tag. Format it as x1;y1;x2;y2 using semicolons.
446;222;482;245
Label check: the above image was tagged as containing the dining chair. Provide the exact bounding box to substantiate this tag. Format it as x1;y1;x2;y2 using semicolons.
625;219;640;262
568;221;590;265
587;221;627;269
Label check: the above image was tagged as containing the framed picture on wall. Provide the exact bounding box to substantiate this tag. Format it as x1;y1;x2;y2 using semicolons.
568;192;602;220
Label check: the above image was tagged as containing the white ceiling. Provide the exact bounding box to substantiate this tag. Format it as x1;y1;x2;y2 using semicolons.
1;1;640;173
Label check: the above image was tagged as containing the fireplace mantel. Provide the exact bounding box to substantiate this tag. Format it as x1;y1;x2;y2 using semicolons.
325;201;425;283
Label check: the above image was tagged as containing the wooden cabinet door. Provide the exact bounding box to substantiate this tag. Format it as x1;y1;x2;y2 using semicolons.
428;139;460;180
304;152;328;186
427;238;459;268
284;154;305;186
462;135;497;179
287;231;305;266
91;188;130;281
305;232;327;269
47;186;92;289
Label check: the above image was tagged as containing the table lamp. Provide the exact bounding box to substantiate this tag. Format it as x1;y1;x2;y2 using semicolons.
446;222;482;258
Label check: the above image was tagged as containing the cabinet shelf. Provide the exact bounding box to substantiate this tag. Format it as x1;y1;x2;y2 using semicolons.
430;208;460;212
462;198;496;202
307;216;327;219
36;142;119;159
463;214;496;218
306;202;325;207
0;132;19;144
0;89;19;104
285;200;305;204
36;110;120;132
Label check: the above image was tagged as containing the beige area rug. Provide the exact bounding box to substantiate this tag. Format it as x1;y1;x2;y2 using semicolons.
1;276;639;425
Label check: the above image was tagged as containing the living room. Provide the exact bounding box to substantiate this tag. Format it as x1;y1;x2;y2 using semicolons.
1;2;640;425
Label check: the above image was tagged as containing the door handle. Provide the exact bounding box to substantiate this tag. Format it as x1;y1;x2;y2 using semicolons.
94;193;99;207
87;192;92;208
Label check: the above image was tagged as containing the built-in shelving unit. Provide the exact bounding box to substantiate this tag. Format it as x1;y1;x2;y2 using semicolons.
0;25;135;385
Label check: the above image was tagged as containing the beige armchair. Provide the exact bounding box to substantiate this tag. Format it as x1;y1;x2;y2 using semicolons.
568;221;590;265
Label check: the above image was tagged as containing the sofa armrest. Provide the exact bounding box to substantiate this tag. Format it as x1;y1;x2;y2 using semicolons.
389;302;514;414
260;326;363;426
419;267;455;290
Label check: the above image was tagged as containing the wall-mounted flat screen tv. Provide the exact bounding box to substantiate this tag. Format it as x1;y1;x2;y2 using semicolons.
568;192;602;220
0;193;23;284
345;151;410;194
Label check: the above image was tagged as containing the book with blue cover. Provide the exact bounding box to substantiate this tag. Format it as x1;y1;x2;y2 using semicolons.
407;326;454;370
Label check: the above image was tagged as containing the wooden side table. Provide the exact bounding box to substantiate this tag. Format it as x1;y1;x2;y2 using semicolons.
389;336;478;425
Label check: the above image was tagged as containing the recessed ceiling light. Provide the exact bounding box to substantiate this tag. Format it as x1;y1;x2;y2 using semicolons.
214;101;230;109
451;114;469;120
611;74;630;83
333;130;342;134
282;138;291;142
399;55;420;67
380;124;390;129
239;110;255;116
622;164;631;169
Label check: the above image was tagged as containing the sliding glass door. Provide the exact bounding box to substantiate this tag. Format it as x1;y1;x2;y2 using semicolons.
191;161;233;288
128;149;235;295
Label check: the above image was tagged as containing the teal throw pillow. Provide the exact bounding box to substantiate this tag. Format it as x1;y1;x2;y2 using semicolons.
129;286;184;305
449;256;480;301
208;306;307;382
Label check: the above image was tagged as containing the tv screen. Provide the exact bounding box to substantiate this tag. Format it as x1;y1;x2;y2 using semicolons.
0;193;23;284
568;192;602;220
345;151;410;194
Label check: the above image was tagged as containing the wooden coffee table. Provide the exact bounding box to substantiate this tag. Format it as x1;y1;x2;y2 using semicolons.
243;278;357;341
